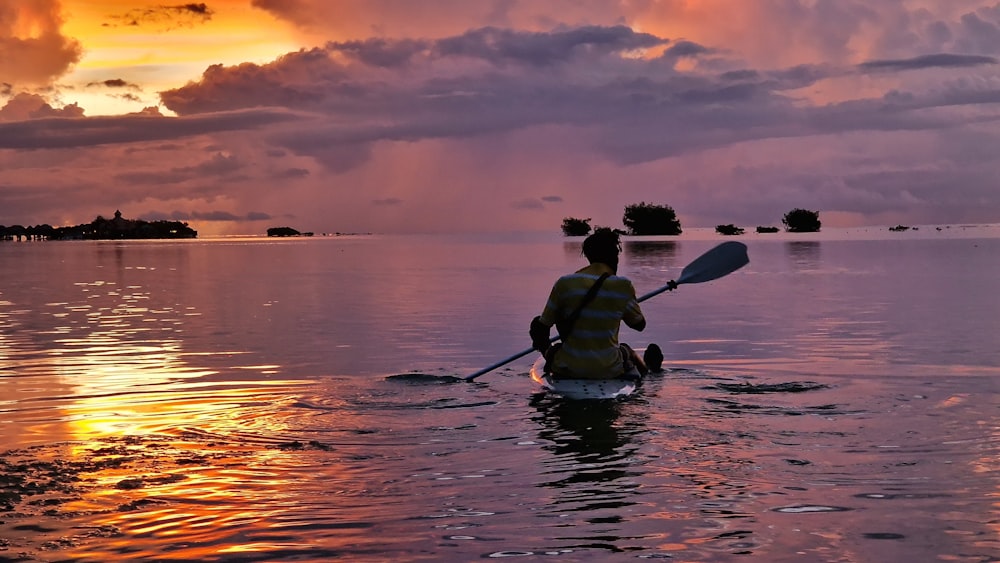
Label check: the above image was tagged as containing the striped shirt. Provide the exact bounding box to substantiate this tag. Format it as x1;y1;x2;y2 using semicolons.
539;263;644;379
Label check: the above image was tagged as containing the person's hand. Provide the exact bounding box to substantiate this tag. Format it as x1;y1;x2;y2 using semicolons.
529;316;551;353
667;280;678;291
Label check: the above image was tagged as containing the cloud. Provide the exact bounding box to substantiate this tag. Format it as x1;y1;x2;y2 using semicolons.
6;3;1000;234
0;0;83;86
142;210;271;222
190;210;252;221
859;53;998;72
114;153;243;185
105;3;215;30
158;25;801;171
431;25;667;66
0;93;84;120
511;198;544;210
664;40;710;58
87;78;142;90
250;0;633;38
154;30;991;183
0;107;302;148
273;167;310;179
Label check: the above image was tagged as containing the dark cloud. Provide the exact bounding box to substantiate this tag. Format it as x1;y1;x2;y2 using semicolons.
161;25;670;115
191;210;245;221
106;3;215;30
113;153;242;186
158;25;819;171
432;25;667;66
87;78;141;90
372;198;402;206
160;49;343;114
148;21;1000;189
272;167;310;179
541;195;563;202
663;40;709;58
859;53;998;72
328;38;431;68
143;210;267;222
953;11;1000;54
0;108;302;148
511;198;544;210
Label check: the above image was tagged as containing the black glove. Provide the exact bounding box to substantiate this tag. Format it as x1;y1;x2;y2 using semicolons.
529;316;551;353
667;280;678;291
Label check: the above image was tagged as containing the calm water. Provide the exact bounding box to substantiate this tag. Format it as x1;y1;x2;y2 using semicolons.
1;228;997;562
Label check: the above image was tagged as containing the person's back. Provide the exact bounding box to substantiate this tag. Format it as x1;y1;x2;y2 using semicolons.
530;229;649;379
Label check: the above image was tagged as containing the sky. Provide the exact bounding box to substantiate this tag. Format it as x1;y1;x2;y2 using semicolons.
2;1;1000;235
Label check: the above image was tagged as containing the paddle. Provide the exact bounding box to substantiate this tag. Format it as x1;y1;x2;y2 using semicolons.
464;241;749;381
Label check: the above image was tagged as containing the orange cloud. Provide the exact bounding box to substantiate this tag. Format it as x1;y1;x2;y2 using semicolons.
0;92;84;120
0;0;82;86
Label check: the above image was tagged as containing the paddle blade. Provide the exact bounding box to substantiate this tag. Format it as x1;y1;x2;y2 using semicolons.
677;241;749;284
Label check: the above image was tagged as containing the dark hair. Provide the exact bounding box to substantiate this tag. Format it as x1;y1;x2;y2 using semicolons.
582;228;621;265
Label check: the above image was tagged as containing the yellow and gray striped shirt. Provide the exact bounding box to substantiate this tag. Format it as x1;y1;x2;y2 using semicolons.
539;263;644;379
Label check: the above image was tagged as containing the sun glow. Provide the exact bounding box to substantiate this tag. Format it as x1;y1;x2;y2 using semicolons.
59;0;307;115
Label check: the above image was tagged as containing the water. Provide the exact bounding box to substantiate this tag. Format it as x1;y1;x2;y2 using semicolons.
1;228;997;562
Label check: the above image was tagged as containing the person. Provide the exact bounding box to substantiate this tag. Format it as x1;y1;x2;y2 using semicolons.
530;228;661;379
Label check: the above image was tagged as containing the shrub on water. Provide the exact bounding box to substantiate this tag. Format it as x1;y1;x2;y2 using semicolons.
782;209;821;233
561;217;592;237
622;202;682;236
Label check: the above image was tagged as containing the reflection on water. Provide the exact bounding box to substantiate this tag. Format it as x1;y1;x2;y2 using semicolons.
1;234;998;561
624;239;679;269
784;240;821;270
561;239;583;263
529;398;645;553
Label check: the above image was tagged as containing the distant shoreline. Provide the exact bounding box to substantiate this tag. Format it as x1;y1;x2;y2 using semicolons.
1;210;197;241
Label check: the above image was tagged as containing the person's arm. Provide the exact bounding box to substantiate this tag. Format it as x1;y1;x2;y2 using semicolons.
622;280;646;331
530;281;562;352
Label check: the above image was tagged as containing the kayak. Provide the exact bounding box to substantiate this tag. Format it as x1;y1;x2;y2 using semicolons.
529;356;642;400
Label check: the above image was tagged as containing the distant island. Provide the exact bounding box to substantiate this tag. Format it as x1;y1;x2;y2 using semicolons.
267;226;314;237
1;210;197;241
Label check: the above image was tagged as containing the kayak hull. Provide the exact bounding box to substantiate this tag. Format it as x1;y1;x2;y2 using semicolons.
529;357;641;400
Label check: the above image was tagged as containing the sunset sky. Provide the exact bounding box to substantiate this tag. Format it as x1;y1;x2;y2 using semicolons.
3;1;1000;235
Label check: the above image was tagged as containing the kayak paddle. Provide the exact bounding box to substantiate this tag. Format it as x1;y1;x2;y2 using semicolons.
464;241;749;381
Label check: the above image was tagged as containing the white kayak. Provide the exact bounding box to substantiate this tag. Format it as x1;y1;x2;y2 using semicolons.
529;356;642;400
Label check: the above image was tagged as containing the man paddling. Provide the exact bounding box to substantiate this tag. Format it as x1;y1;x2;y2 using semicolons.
530;228;663;379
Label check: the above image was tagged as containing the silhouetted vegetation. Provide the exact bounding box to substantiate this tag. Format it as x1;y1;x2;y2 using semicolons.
560;217;592;237
889;224;910;232
622;202;682;236
1;210;196;240
782;208;821;233
756;226;780;233
715;224;745;236
267;226;301;237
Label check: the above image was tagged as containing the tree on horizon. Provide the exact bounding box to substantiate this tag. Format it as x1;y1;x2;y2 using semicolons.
782;208;822;232
622;202;682;235
560;217;592;236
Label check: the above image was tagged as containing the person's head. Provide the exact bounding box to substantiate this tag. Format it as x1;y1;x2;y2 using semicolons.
582;228;621;271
